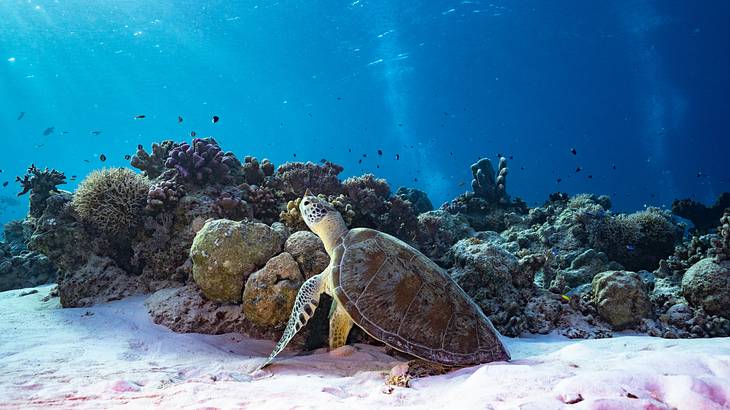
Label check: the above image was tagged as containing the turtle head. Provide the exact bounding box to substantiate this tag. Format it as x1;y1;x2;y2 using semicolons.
300;189;347;255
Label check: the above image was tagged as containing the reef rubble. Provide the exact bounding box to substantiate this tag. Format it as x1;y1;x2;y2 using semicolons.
2;141;729;358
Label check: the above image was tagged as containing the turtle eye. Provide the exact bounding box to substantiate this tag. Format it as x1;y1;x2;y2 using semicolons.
303;200;310;206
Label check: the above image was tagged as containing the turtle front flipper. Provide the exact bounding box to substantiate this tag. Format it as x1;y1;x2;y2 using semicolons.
256;271;326;370
328;300;354;349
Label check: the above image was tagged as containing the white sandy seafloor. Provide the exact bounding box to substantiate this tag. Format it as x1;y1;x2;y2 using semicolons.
1;285;729;410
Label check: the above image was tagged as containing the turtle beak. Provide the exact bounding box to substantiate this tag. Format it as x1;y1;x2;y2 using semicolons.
304;188;313;197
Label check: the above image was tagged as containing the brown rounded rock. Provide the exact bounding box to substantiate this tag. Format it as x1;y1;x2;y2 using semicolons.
682;258;730;318
591;270;652;329
190;219;283;304
284;231;329;279
242;252;304;328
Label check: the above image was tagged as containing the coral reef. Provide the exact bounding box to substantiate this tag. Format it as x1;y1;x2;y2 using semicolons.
241;156;275;185
414;210;473;262
72;168;151;237
15;164;67;218
671;192;730;233
190;219;284;303
145;180;185;214
471;157;509;204
242;252;304;328
0;235;57;292
58;255;146;307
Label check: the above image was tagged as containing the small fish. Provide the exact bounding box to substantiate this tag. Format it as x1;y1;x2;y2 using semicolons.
697;172;706;178
458;181;465;187
626;244;635;252
17;112;25;120
497;153;502;158
557;178;562;183
561;294;571;301
336;97;342;100
134;114;146;119
191;131;196;137
293;153;297;157
575;166;582;173
124;154;131;160
587;175;593;179
99;154;107;162
83;159;90;163
42;126;55;136
520;166;524;170
91;130;102;135
35;144;45;148
414;177;418;182
612;164;616;170
509;155;513;160
358;159;362;164
377;149;383;156
348;148;352;153
397;123;403;127
178;116;183;123
2;181;8;187
395;154;400;160
137;144;144;150
212;115;220;123
61;131;70;134
570;148;577;155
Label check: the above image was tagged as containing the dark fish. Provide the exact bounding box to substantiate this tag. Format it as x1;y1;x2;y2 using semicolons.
178;116;183;123
587;175;593;179
336;97;342;100
99;154;107;162
377;149;383;156
612;164;616;170
91;130;102;135
43;126;55;136
35;144;44;148
348;148;352;152
575;166;582;173
520;166;524;170
449;152;453;156
17;112;25;120
570;148;577;155
557;178;562;183
124;154;131;160
414;177;418;182
458;181;465;187
397;123;403;127
212;115;220;123
191;131;196;137
293;153;297;157
134;115;146;119
358;159;362;164
362;153;367;158
395;154;400;160
376;165;380;169
83;159;90;163
497;153;502;158
2;181;7;187
137;144;143;150
509;155;513;160
61;131;70;134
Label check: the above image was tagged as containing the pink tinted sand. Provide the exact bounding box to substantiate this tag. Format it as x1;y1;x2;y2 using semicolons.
1;285;728;409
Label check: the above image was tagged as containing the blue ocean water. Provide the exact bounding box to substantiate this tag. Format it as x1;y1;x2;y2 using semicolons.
1;0;728;228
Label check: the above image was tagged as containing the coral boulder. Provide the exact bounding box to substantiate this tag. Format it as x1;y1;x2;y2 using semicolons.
190;219;284;303
591;270;652;329
681;257;730;318
242;252;304;328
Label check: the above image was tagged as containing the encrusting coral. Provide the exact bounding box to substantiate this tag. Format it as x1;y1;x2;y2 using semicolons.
72;168;151;237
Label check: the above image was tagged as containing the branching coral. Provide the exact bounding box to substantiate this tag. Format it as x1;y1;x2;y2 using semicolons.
709;210;730;261
241;156;275;185
16;164;67;218
240;183;281;224
131;141;179;179
164;138;241;185
72;168;151;237
471;157;509;204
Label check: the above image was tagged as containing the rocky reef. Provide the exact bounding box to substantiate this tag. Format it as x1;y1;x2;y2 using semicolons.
4;136;730;359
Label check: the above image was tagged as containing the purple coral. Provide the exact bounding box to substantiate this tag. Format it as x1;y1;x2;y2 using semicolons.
164;138;241;185
146;180;186;214
131;141;179;179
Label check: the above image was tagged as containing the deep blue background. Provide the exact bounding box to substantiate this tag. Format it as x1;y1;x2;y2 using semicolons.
1;0;728;228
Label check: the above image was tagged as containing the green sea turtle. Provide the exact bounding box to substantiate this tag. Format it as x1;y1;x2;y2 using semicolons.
257;191;510;369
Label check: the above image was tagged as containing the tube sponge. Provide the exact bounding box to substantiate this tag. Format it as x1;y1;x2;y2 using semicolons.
72;168;151;237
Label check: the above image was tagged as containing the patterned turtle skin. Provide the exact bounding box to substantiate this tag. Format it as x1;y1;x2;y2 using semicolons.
330;227;510;366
